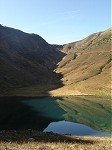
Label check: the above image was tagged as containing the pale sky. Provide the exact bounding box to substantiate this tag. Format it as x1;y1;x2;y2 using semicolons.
0;0;111;44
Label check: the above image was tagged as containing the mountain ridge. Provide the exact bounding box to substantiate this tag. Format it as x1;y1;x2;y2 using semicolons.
0;25;111;96
0;24;65;96
52;28;111;96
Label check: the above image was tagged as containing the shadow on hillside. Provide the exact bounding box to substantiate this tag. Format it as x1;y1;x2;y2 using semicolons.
0;130;96;144
0;49;65;97
0;46;71;143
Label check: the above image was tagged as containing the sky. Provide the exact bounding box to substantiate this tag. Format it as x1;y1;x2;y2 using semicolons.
0;0;111;44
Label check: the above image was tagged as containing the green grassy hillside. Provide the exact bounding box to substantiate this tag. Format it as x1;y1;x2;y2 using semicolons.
51;28;111;96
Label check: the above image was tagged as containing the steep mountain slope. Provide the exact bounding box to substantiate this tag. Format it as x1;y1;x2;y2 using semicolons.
0;25;111;96
50;28;111;96
0;25;65;96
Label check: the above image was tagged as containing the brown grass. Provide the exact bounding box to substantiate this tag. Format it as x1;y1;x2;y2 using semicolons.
0;131;111;150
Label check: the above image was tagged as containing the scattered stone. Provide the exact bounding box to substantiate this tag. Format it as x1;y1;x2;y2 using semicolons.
37;144;50;150
65;133;71;136
28;138;35;141
45;131;54;134
49;131;53;134
75;138;81;142
75;138;80;140
0;130;6;133
4;146;12;150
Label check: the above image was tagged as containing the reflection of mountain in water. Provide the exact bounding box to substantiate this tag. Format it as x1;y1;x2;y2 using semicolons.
44;121;111;137
0;97;51;131
56;96;111;133
0;95;110;134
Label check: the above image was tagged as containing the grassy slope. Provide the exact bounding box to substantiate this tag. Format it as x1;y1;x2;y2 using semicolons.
49;28;111;96
0;25;65;96
0;27;111;149
0;131;111;150
0;27;111;96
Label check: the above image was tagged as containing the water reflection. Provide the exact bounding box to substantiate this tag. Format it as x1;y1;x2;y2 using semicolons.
44;121;111;137
22;95;111;134
0;95;111;136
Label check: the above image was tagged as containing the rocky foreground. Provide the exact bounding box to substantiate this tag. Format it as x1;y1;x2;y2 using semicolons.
0;130;111;150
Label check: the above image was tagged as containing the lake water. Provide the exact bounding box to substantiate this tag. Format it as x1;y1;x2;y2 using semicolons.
44;121;111;136
0;95;111;136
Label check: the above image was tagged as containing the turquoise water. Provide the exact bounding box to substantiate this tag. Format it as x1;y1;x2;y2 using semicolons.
0;96;111;136
22;96;111;136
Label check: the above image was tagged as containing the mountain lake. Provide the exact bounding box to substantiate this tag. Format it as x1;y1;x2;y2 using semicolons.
0;95;111;137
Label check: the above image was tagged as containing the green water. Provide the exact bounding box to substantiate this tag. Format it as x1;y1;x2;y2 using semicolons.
0;95;111;135
22;95;111;134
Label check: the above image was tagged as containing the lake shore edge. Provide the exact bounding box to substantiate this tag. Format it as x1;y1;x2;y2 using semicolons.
0;130;111;150
0;95;111;149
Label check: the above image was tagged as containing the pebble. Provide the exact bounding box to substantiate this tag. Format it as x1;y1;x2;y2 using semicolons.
37;144;50;149
28;138;35;141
